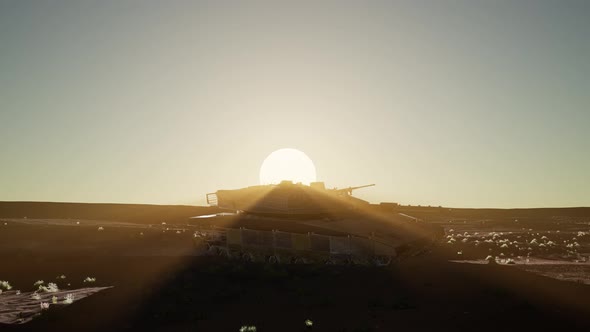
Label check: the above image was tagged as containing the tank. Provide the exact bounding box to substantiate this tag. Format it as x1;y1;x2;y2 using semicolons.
197;181;443;265
206;181;375;218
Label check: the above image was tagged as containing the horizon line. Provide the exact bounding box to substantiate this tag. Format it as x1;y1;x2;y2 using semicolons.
1;200;588;210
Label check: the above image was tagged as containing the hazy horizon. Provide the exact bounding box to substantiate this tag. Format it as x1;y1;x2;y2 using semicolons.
1;1;589;208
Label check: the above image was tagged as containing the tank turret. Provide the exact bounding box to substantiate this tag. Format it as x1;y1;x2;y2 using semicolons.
206;182;374;217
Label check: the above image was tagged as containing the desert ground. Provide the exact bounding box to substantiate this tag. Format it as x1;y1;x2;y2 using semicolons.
1;202;590;331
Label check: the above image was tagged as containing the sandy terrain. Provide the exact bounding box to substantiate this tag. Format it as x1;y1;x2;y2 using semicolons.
0;287;112;324
1;202;590;331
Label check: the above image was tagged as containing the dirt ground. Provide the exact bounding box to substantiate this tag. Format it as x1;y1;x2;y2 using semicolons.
1;203;590;331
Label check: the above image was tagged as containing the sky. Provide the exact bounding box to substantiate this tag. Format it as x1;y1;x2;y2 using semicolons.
1;0;589;208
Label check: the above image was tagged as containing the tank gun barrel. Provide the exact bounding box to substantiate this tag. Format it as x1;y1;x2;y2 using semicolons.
336;184;375;195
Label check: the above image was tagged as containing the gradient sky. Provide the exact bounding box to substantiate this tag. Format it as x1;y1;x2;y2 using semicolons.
1;1;589;208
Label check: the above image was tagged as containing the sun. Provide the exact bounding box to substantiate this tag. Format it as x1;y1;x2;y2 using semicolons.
259;148;317;185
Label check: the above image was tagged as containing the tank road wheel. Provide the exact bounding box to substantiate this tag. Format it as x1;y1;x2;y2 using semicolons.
241;252;254;263
206;244;222;256
207;245;221;256
289;256;304;264
382;256;392;266
324;258;336;265
267;255;280;264
373;256;392;267
222;248;237;259
371;256;380;266
220;247;232;258
352;257;369;266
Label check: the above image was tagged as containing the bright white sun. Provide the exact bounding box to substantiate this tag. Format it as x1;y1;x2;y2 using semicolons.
259;148;317;185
